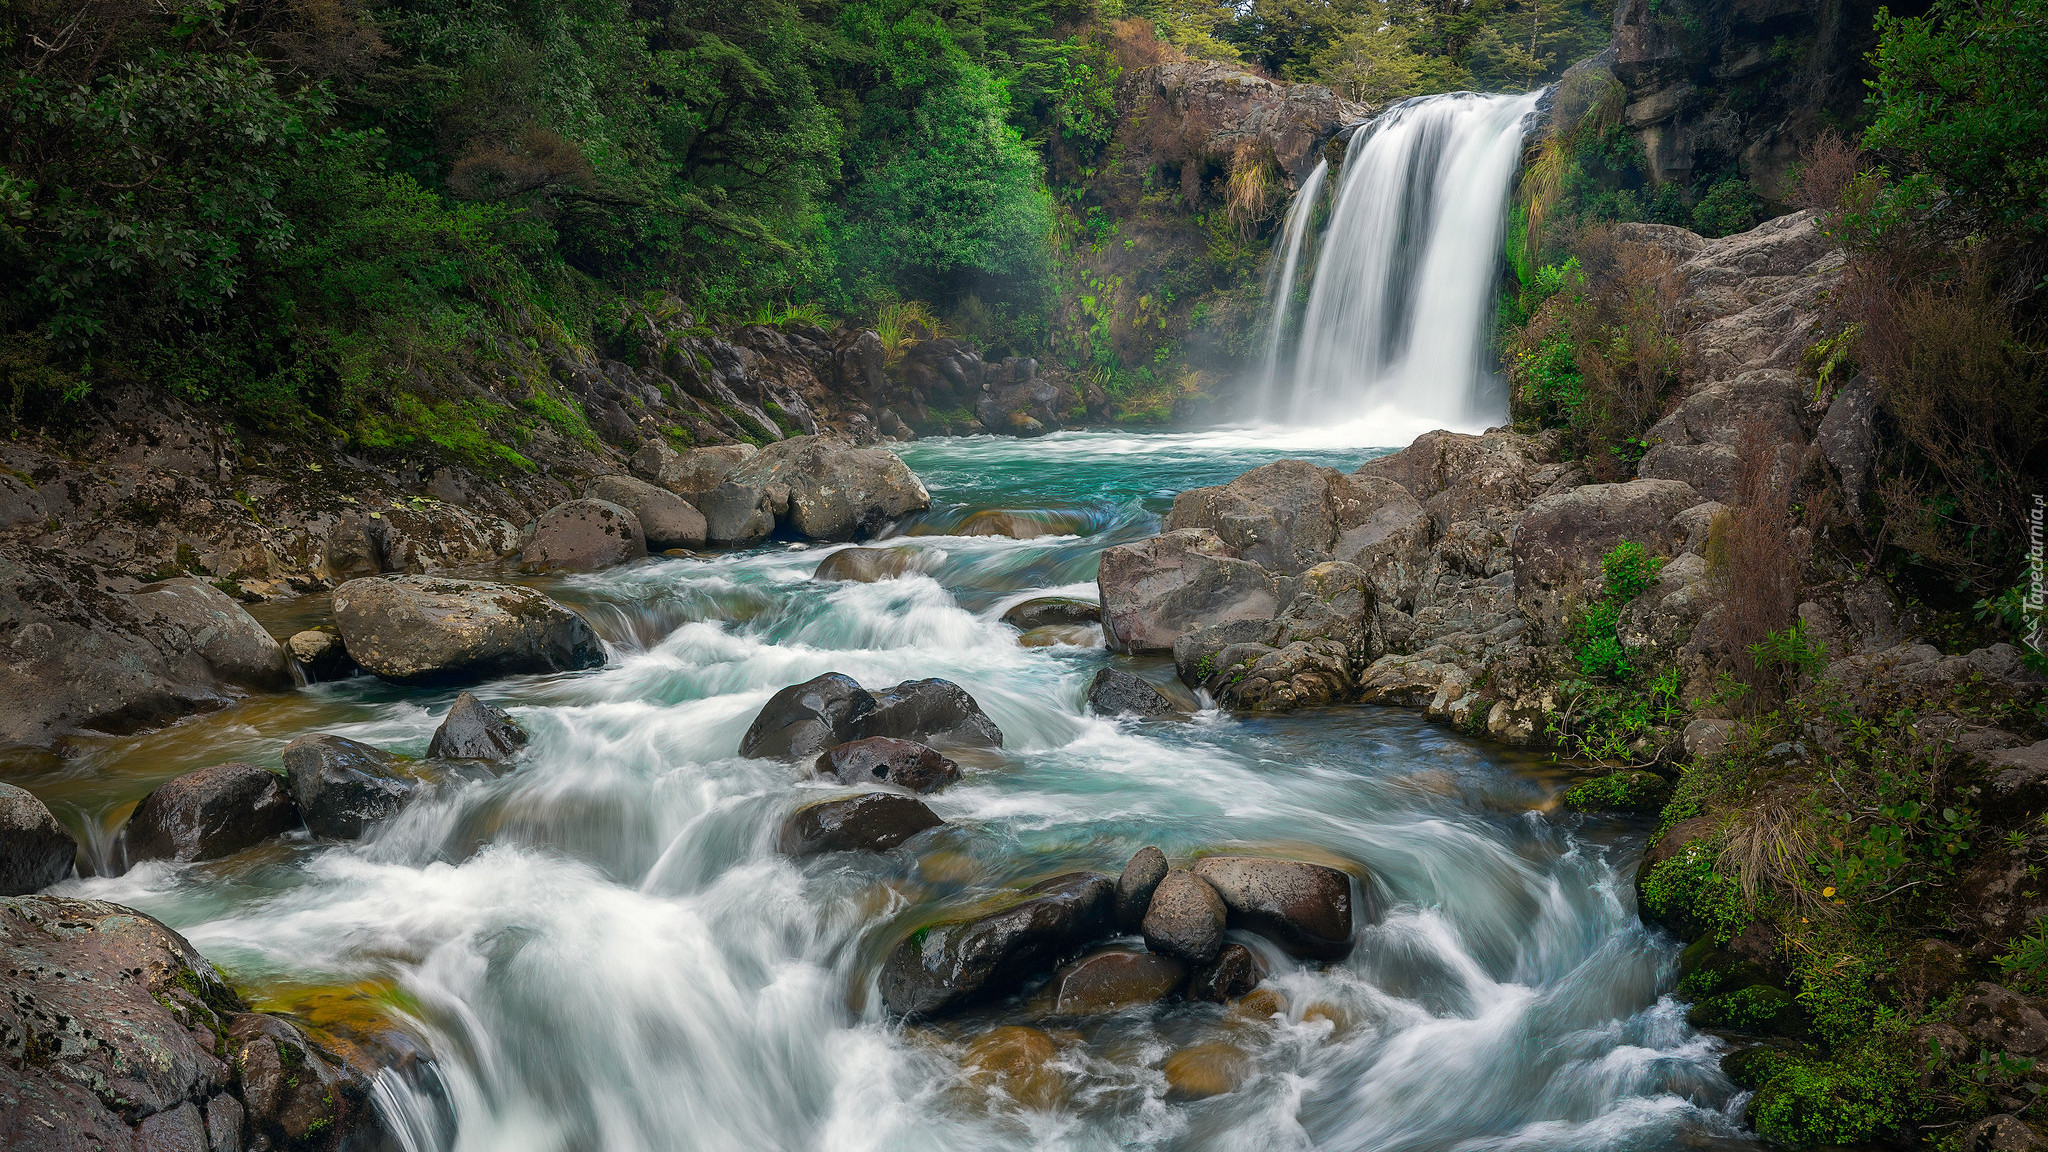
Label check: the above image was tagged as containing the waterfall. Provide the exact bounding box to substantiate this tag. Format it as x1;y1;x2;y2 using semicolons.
1256;158;1329;395
1259;91;1541;434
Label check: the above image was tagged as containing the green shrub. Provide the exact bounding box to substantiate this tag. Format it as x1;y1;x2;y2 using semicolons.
1747;1051;1907;1147
1563;769;1671;814
1640;843;1751;944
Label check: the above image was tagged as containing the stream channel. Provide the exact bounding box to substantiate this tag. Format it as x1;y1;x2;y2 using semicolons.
38;430;1760;1152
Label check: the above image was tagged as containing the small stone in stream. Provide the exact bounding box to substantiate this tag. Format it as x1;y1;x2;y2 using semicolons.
1163;1042;1250;1099
1142;870;1227;965
1302;1001;1353;1032
1002;597;1101;630
331;575;605;685
0;784;77;894
1018;624;1100;648
778;793;944;856
1087;668;1178;718
815;737;960;793
963;1026;1064;1110
1187;943;1263;1003
115;762;300;869
427;692;528;762
814;546;921;583
286;629;355;681
1047;947;1186;1015
521;498;648;572
880;872;1114;1018
1228;987;1288;1020
282;734;417;839
859;679;1004;748
741;673;875;759
1191;856;1358;961
585;475;707;551
1115;846;1168;931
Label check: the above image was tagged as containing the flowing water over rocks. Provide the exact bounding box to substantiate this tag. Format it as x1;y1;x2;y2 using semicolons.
36;432;1761;1152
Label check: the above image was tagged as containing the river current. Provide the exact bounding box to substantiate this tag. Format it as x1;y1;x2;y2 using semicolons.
43;430;1759;1152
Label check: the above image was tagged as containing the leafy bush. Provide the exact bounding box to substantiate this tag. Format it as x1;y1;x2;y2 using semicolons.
1562;769;1671;814
1640;842;1751;945
1747;1049;1908;1147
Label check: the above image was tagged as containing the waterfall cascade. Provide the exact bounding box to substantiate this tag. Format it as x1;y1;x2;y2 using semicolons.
1258;91;1543;436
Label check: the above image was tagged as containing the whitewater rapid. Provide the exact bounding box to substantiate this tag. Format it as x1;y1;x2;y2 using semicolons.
54;431;1757;1152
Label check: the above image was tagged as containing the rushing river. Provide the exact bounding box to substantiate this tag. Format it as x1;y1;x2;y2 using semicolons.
40;430;1758;1152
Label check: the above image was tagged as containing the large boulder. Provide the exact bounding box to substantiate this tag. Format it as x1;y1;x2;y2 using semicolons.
281;734;417;839
1166;459;1377;576
880;872;1115;1018
739;673;875;759
700;435;930;545
815;737;960;793
1208;641;1355;712
1002;597;1100;630
1190;856;1357;960
1635;370;1807;504
1335;475;1433;612
520;498;648;571
0;895;373;1148
1097;529;1281;654
426;691;528;762
114;763;299;869
635;443;758;504
1087;668;1178;718
1510;479;1702;641
778;792;945;856
131;577;294;691
331;575;606;685
585;476;706;551
1185;942;1263;1004
861;679;1004;748
0;784;76;894
1141;870;1227;965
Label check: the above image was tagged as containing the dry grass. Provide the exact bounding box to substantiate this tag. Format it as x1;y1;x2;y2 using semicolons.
1107;18;1181;71
1717;420;1802;707
1718;789;1823;913
1791;130;1864;214
1224;142;1280;239
448;126;595;201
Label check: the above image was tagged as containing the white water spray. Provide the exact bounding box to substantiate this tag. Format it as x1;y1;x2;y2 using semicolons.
1259;91;1541;434
1257;157;1329;394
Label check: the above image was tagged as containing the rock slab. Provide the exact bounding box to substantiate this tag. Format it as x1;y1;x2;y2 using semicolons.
332;575;606;685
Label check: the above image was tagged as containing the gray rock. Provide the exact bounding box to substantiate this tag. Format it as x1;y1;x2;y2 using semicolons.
1511;478;1703;642
1173;619;1283;688
281;734;416;839
1334;475;1432;611
1683;718;1732;761
1098;529;1281;654
814;546;922;583
777;792;944;857
1115;846;1169;931
1817;377;1878;515
1956;982;2048;1057
1635;371;1807;504
879;872;1115;1018
815;737;959;793
1191;856;1358;960
1087;669;1178;718
332;575;606;685
285;629;354;681
701;435;930;545
1210;640;1355;712
520;499;648;571
1002;597;1100;630
739;673;874;759
427;691;527;761
585;476;706;550
860;679;1004;748
1166;459;1376;576
226;1010;369;1148
1186;942;1263;1003
131;578;293;691
640;443;757;504
1961;1115;2043;1152
0;784;76;894
114;763;298;870
1141;870;1227;965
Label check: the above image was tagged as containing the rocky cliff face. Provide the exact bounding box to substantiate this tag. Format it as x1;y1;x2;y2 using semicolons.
1610;0;1914;203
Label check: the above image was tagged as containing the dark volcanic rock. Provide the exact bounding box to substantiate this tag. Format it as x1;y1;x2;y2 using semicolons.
1046;947;1186;1015
1186;942;1264;1003
778;792;945;856
0;783;77;894
1087;668;1178;718
1141;870;1228;966
860;679;1004;748
1114;846;1169;931
281;734;417;839
114;762;299;869
427;691;528;761
520;498;648;572
740;673;875;759
1002;597;1101;630
880;872;1115;1018
1191;856;1357;960
815;737;960;793
331;575;606;685
0;895;374;1149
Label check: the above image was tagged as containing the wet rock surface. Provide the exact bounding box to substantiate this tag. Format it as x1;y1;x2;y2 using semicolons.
740;673;876;759
1046;947;1186;1015
1098;529;1281;654
880;872;1115;1018
1002;597;1100;630
815;736;960;793
332;575;606;685
778;792;945;857
114;762;300;870
286;628;355;681
1186;943;1263;1004
1190;857;1357;961
1115;846;1169;931
1087;668;1179;718
0;784;77;894
1141;869;1227;966
427;691;528;762
814;545;923;582
701;435;929;545
859;679;1004;748
282;734;417;839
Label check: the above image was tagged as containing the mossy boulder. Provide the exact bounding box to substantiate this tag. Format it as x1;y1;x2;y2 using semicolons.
1563;769;1671;815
